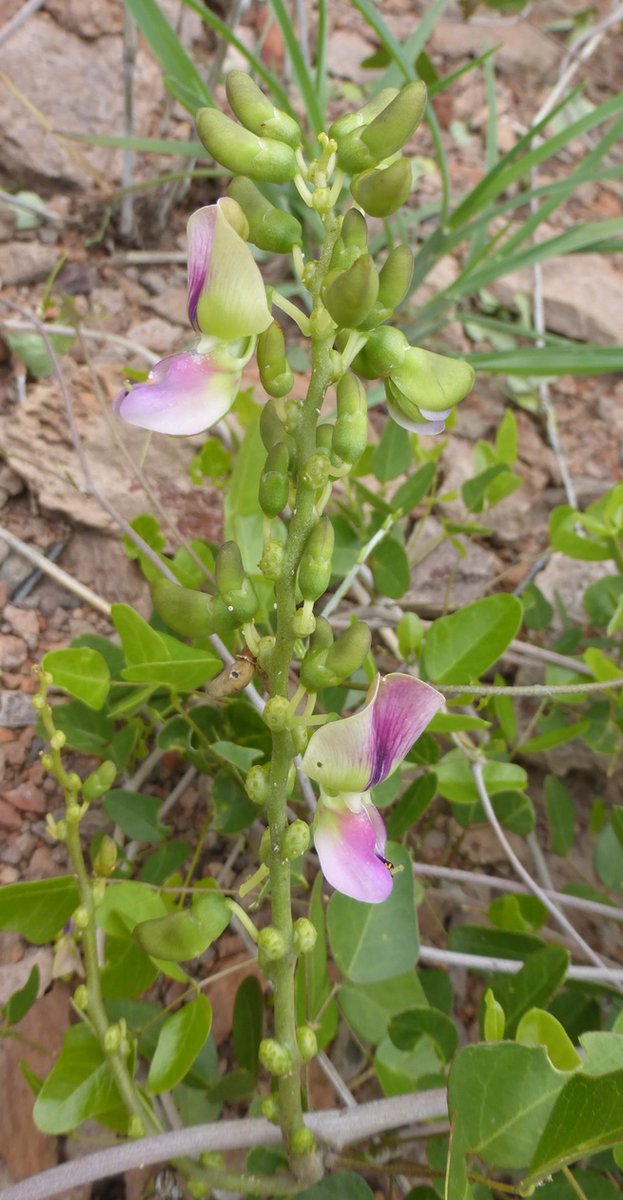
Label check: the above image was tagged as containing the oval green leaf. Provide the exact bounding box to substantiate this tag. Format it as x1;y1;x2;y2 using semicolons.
424;594;522;683
147;994;212;1093
327;843;418;983
42;647;110;710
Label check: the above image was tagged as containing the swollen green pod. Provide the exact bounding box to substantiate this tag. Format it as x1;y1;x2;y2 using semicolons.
196;109;298;183
259;442;290;518
298;516;335;602
332;372;368;464
228;177;302;253
226;71;302;147
322;253;379;329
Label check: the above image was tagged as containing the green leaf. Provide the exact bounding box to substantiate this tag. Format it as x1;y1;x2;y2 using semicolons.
521;582;554;631
111;603;170;665
465;344;623;376
386;774;437;840
147;994;212;1093
528;1066;623;1185
550;506;613;562
388;1006;458;1062
7;331;74;378
297;1174;375;1200
135;891;231;962
516;1008;581;1071
483;987;505;1041
374;1033;442;1096
100;935;158;1000
68;131;207;156
435;749;527;805
139;841;190;885
233;976;263;1078
295;874;338;1051
583;575;623;627
0;877;79;944
266;0;323;133
122;647;221;691
594;823;623;892
424;594;522;683
392;462;436;513
33;1025;122;1133
328;844;419;983
544;776;575;856
372;420;412;483
488;893;546;933
371;537;410;599
42;647;111;710
521;720;589;754
3;964;40;1025
212;770;258;835
96;881;168;938
491;945;569;1037
462;464;510;513
102;789;167;844
211;741;262;771
339;972;428;1045
126;0;213;113
449;924;544;961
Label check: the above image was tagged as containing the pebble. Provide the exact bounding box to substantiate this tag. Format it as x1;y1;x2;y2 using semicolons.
3;605;40;651
0;800;22;831
24;845;57;879
0;865;19;884
0;635;28;671
1;785;46;814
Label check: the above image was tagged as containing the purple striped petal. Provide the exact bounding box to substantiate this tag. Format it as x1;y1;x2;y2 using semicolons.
187;201;271;341
314;796;393;903
113;351;239;435
302;672;444;793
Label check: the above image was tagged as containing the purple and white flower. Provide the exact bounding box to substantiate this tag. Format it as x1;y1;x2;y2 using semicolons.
113;350;242;436
302;673;444;903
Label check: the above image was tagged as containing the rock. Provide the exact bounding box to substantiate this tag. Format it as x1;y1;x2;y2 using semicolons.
24;845;59;879
0;14;162;191
0;801;21;832
404;517;504;616
327;28;378;82
127;316;186;356
492;255;623;347
0;785;46;815
3;605;39;651
428;16;558;78
0;866;19;884
0;241;60;286
0;635;27;670
0;553;32;595
144;285;189;327
438;436;550;546
44;0;124;39
536;551;610;629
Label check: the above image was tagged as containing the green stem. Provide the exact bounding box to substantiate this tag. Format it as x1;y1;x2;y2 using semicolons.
266;210;340;1181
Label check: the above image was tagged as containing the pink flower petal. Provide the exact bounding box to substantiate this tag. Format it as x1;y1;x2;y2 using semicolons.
114;351;238;435
314;799;393;903
386;396;447;436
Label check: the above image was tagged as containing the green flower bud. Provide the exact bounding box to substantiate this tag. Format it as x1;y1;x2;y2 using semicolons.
302;451;330;490
361;80;427;160
51;731;66;751
397;611;424;657
353;326;408;379
228;177;302;252
300;648;335;691
299;516;334;602
259;539;286;582
351;156;412;218
259;442;290;517
73;984;89;1011
280;819;311;860
225;71;302;148
389;346;475;414
342;207;368;250
151;578;239;638
104;1024;122;1053
325;619;371;681
246;763;270;806
66;803;82;826
263;695;291;732
82;760;116;803
322;253;379;329
258;924;288;961
315;423;333;453
296;1025;318;1063
260;396;286;451
259;827;272;863
291;724;309;755
74;906;89;931
256;636;275;674
378;244;414;310
291;606;316;638
333;372;368;465
128;1115;144;1140
200;1151;226;1170
290;1126;316;1156
93;834;118;877
216;541;245;594
293;917;317;954
261;1094;280;1122
40;752;54;771
196;109;298;183
259;1037;293;1077
257;323;294;399
309;615;334;653
187;1180;208;1200
329;88;399;142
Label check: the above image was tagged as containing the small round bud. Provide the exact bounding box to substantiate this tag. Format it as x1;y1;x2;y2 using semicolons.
67;773;82;793
31;694;45;711
298;516;335;603
293;918;317;955
199;1151;226;1169
263;696;291;732
128;1115;144;1139
291;606;317;638
296;1025;318;1062
73;906;89;931
397;611;424;658
66;804;82;826
187;1181;208;1200
280;820;311;861
312;186;331;215
291;725;309;755
302;452;331;490
93;834;118;877
245;764;270;806
256;635;275;673
259;540;286;582
283;398;303;434
258;925;288;961
50;731;66;751
55;819;67;841
73;984;89;1011
261;1094;280;1122
40;752;54;772
104;1024;122;1053
259;1037;293;1077
290;1126;317;1157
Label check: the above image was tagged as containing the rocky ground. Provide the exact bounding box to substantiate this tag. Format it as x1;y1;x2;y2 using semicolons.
0;0;622;1192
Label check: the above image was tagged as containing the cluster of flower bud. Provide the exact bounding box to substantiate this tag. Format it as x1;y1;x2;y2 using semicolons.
150;542;258;639
300;616;371;691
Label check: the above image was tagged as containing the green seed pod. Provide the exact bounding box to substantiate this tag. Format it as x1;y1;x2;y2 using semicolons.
353;326;409;379
196;109;298;183
315;424;333;453
397;610;424;657
259;442;290;517
263;695;291;732
361;80;427;160
325;619;371;681
290;1126;316;1156
256;635;275;673
257;322;294;399
259;1037;293;1077
322;253;379;329
351;156;413;218
246;763;270;806
293;917;317;954
308;615;334;653
225;71;302;148
296;1025;318;1063
260;396;286;451
82;759;117;803
93;834;118;877
342;207;369;250
259;539;286;581
215;541;245;594
378;244;414;310
298;516;334;602
332;372;368;465
329;88;399;142
152;578;237;638
228;177;303;252
299;648;335;691
302;451;330;490
280;819;311;860
258;924;288;961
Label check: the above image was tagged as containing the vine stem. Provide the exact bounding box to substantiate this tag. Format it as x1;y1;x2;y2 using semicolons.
266;207;340;1179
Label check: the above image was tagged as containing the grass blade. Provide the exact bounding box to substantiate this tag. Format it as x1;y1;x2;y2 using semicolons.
455;217;623;295
62;133;209;157
267;0;323;134
464;344;623;375
125;0;213;112
315;0;329;123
